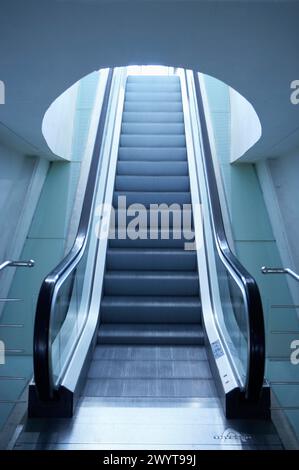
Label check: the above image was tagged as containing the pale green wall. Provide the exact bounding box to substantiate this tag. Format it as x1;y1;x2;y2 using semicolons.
204;75;299;445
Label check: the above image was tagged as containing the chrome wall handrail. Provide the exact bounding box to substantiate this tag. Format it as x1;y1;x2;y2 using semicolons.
261;266;299;282
0;260;34;272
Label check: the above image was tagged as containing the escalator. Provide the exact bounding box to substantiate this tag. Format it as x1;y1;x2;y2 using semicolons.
15;69;282;449
86;74;210;400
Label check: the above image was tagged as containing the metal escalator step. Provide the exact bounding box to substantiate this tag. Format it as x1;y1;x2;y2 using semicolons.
115;175;190;192
117;161;188;176
83;377;217;398
127;76;179;84
113;191;191;207
121;122;185;135
112;209;194;231
103;272;199;297
109;236;194;249
126;83;181;93
125;92;182;102
120;134;186;148
106;248;197;271
122;112;184;123
93;345;207;361
118;147;187;161
101;296;201;323
88;359;212;380
97;323;204;344
124;101;183;112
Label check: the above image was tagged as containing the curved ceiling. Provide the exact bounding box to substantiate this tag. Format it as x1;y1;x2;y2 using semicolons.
0;0;298;161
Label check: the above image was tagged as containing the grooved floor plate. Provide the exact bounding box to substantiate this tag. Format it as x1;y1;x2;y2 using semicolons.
15;396;282;450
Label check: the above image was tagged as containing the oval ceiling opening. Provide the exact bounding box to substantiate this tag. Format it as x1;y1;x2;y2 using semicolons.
42;65;261;162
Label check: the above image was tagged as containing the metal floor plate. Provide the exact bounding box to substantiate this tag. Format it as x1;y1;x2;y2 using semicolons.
14;345;283;450
15;396;282;450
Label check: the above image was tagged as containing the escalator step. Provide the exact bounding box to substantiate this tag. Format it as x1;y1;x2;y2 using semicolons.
101;296;201;323
112;209;193;230
93;345;207;361
115;175;190;192
117;161;188;176
124;101;183;112
106;248;197;271
126;82;181;93
122;112;184;123
120;134;186;148
127;76;180;84
121;122;185;135
118;147;187;161
103;272;199;297
83;377;217;398
97;323;203;344
125;92;182;102
88;358;212;380
113;191;191;207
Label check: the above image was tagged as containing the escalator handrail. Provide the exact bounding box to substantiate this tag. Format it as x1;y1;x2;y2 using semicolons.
192;72;265;402
33;69;113;401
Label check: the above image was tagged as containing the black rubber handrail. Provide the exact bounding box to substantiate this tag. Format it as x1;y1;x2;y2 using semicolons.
33;69;113;401
192;71;265;402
